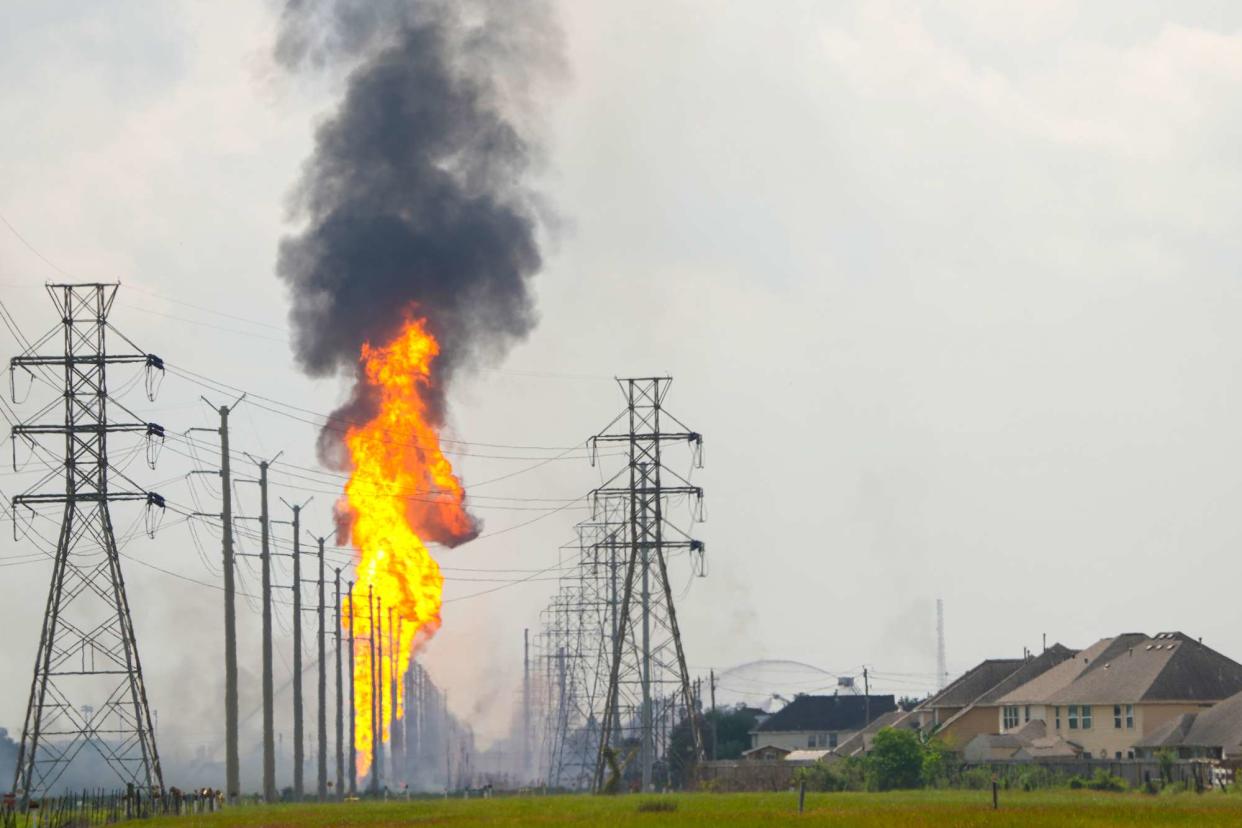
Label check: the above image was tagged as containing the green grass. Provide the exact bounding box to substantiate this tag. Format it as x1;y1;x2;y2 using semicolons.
139;789;1242;827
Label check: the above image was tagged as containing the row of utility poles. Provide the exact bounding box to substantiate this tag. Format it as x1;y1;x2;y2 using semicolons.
191;398;359;803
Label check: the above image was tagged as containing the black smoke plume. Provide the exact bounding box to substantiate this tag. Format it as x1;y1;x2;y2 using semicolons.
275;0;562;471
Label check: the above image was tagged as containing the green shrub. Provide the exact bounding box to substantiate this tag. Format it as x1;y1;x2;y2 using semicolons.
794;758;866;792
920;738;953;788
1016;766;1059;792
794;761;845;793
636;799;677;813
867;728;924;791
1086;769;1127;792
1068;774;1087;790
1157;749;1176;784
957;767;994;790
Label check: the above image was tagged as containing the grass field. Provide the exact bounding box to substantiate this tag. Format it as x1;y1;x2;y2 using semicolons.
140;789;1242;827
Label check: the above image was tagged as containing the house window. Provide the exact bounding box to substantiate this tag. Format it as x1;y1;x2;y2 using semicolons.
1068;705;1079;730
1003;706;1020;730
1125;705;1134;729
1114;705;1122;729
807;734;816;748
1082;706;1093;729
1054;706;1061;729
828;733;838;749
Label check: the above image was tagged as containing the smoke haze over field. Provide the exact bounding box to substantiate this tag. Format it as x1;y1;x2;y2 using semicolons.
274;0;563;456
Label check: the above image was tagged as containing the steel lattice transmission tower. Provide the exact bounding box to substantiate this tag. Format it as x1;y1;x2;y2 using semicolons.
590;377;705;793
9;283;166;799
936;598;947;691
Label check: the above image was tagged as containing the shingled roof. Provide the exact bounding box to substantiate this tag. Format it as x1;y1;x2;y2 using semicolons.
1135;689;1242;753
975;645;1078;705
1036;633;1242;705
754;694;897;733
923;659;1024;709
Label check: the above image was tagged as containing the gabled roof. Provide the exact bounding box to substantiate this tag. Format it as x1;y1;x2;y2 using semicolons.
741;744;791;757
975;645;1077;705
1033;633;1242;705
923;659;1024;709
754;694;896;733
963;719;1081;761
1134;713;1197;750
833;708;922;757
1136;689;1242;752
996;637;1121;705
1184;689;1242;750
935;647;1075;733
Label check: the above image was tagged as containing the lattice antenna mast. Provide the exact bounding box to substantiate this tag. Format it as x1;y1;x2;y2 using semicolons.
936;598;947;692
9;283;167;800
590;377;705;793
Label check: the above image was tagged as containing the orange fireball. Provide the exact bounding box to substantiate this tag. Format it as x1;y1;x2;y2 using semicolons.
341;315;474;780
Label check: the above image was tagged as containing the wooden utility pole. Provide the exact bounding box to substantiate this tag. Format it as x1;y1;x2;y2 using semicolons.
368;586;379;793
388;606;402;786
374;592;384;792
190;397;244;803
316;537;328;800
218;405;240;804
290;504;305;799
334;568;344;798
863;667;870;727
259;459;276;803
347;581;357;795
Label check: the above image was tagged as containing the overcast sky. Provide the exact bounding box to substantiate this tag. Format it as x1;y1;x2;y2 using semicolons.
4;0;1242;785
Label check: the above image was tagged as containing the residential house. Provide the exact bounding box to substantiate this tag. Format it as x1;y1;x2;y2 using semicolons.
833;708;923;757
917;644;1077;748
962;720;1081;762
992;632;1242;760
1134;688;1242;761
750;694;897;752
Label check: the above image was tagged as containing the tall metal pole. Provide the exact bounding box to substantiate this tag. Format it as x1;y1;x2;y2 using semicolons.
403;668;414;785
291;505;304;799
388;606;401;786
259;461;276;803
347;581;357;796
317;538;328;800
639;465;652;791
369;586;380;793
334;568;345;798
523;628;530;778
375;593;384;792
864;668;871;727
218;404;240;804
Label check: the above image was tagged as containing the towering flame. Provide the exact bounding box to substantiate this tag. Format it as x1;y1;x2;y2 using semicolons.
342;315;475;779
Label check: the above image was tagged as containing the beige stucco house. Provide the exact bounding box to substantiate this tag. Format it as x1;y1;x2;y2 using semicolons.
992;632;1242;760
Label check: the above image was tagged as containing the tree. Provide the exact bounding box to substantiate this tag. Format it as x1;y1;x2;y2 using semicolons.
666;705;762;789
867;728;924;791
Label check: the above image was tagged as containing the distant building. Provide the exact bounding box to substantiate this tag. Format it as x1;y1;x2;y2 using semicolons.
917;645;1078;748
962;720;1082;762
1134;688;1242;760
741;744;791;761
990;632;1242;760
750;694;897;752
